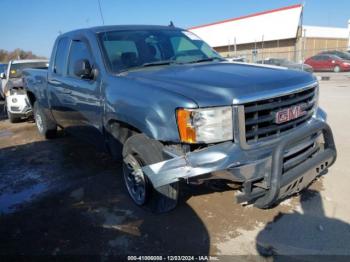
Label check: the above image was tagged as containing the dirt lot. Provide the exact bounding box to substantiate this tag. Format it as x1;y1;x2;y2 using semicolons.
0;73;350;260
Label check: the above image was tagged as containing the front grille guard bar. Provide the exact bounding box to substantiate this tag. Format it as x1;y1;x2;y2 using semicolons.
253;120;336;208
142;119;336;208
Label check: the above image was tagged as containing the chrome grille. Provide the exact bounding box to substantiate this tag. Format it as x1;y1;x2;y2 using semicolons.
244;85;317;143
283;136;319;172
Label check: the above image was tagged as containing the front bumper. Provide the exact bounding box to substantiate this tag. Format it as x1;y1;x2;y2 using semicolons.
6;93;32;116
142;112;336;207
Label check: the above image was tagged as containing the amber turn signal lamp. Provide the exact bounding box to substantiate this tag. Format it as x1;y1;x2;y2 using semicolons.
176;109;196;143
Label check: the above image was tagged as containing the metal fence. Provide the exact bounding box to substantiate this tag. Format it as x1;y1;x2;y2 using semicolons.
225;45;349;64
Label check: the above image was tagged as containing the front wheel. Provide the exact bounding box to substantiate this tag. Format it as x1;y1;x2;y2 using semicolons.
122;134;179;213
33;101;57;139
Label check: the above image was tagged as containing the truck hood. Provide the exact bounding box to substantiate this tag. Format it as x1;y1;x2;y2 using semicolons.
124;62;316;107
7;78;23;88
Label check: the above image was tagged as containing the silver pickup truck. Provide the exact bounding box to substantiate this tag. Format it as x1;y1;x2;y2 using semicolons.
23;25;337;213
1;59;48;122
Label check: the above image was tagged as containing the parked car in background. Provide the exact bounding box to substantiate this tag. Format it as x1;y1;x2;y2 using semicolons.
256;58;313;73
23;25;336;213
0;63;7;99
0;59;48;122
226;56;247;63
320;50;350;61
304;54;350;72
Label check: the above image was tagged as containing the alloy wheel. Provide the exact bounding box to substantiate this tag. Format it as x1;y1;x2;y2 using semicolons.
123;154;147;205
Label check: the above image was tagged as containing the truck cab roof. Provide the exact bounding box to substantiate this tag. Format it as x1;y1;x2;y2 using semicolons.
10;59;48;64
59;25;182;37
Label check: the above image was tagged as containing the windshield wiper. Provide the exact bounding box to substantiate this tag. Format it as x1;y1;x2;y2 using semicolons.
141;60;179;67
117;60;178;74
187;57;225;64
118;57;221;74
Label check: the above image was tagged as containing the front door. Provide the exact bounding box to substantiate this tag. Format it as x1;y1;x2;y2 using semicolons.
63;39;103;146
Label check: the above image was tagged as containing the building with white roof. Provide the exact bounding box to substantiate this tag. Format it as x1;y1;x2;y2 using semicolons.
189;4;350;62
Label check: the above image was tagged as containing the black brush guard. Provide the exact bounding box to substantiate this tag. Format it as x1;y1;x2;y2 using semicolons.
236;120;337;208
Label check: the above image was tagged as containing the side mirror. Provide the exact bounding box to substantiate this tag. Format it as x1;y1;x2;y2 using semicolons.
74;59;94;80
0;72;6;79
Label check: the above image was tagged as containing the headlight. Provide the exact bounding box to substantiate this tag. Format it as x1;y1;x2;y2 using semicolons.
176;106;233;143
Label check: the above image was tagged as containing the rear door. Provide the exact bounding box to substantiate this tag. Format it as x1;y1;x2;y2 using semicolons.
48;37;74;127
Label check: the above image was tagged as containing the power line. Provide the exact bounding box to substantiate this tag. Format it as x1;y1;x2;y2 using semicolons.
97;0;105;25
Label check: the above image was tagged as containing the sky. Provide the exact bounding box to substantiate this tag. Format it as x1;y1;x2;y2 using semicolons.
1;0;349;57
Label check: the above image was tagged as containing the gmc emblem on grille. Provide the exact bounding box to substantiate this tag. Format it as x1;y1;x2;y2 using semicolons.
275;104;306;124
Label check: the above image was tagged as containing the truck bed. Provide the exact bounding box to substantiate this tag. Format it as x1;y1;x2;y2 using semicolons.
22;68;48;106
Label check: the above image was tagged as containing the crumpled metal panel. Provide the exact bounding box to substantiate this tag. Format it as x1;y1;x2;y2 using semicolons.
143;141;271;188
143;113;329;189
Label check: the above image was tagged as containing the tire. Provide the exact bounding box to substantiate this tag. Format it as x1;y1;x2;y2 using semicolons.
7;111;20;123
122;133;179;213
33;101;57;139
334;65;341;73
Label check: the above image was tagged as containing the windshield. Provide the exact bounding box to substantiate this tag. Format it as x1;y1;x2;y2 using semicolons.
336;52;350;60
323;51;350;60
98;29;222;73
9;62;48;78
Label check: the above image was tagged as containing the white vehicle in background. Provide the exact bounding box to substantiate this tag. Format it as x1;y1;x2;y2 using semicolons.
226;56;248;63
0;63;7;99
0;59;48;122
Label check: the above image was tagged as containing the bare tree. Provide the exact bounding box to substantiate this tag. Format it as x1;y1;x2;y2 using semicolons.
0;49;46;63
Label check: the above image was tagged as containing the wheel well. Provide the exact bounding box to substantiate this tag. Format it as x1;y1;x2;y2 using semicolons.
105;119;141;145
27;91;36;107
104;119;141;161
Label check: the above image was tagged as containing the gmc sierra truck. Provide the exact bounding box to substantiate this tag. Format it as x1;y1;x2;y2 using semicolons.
23;25;336;213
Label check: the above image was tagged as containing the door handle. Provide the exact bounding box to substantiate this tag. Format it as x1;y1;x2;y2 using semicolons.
62;88;72;94
48;79;61;85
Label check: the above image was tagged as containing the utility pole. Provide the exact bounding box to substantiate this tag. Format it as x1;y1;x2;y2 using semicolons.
261;35;264;62
228;39;231;58
234;37;237;57
298;1;306;63
302;29;306;70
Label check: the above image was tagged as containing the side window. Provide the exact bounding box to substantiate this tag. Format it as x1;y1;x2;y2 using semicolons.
54;37;70;75
68;40;93;78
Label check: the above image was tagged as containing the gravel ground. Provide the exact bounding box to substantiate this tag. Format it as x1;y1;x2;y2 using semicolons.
0;72;349;260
